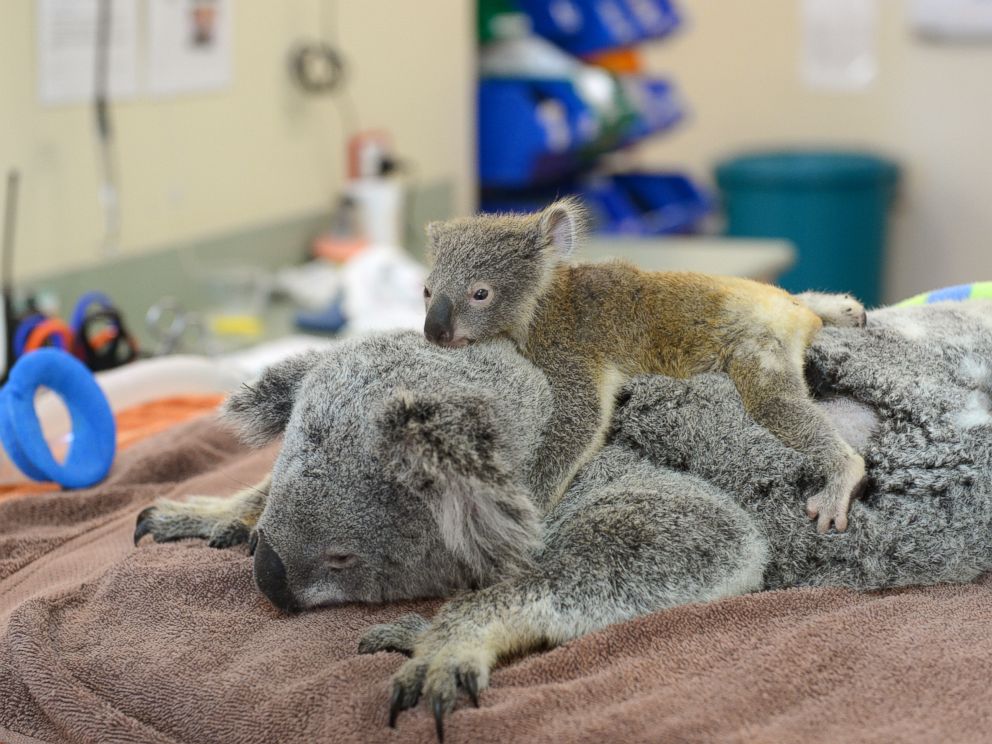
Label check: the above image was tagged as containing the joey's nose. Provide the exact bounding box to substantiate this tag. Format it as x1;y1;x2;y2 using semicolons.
424;295;454;346
253;530;299;613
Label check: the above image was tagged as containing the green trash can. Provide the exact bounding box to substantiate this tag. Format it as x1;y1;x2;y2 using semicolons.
716;151;899;307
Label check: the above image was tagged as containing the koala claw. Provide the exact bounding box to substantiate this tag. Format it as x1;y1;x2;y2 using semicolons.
387;648;490;740
388;663;425;728
133;507;155;545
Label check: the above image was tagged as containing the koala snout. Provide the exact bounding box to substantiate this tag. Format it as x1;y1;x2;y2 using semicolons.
424;295;454;346
253;530;299;613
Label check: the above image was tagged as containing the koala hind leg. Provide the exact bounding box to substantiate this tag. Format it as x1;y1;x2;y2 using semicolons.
796;291;867;328
134;474;270;549
727;352;865;533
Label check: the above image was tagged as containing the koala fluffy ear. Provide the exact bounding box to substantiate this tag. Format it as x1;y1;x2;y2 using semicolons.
221;350;323;447
424;221;442;260
538;197;588;258
376;389;542;581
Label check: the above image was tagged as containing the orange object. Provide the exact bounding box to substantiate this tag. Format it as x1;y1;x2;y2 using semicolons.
584;47;644;74
0;393;225;501
88;326;119;351
24;318;74;355
312;234;369;263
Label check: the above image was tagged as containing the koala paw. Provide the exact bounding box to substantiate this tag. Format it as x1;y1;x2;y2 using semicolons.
806;454;866;533
358;614;430;657
133;496;254;549
800;292;867;329
388;644;490;740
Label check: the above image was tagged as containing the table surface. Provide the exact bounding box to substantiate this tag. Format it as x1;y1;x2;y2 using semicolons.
580;237;796;281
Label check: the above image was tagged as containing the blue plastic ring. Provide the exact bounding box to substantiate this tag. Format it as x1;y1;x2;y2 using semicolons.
0;349;116;488
71;291;117;336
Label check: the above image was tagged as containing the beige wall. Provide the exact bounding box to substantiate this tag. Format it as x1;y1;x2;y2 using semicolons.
0;1;474;280
635;1;992;302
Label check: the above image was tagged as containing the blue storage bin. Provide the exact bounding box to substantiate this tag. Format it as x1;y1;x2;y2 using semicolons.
716;151;899;307
587;173;709;234
479;78;595;187
611;173;710;233
620;77;683;143
479;75;683;188
518;0;680;56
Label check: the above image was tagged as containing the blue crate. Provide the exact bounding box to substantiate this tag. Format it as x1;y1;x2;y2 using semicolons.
479;76;683;188
517;0;680;56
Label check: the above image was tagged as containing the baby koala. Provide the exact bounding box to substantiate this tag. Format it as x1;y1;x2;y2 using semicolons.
423;198;866;532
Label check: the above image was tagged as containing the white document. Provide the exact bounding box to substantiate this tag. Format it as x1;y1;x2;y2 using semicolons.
146;0;232;96
37;0;140;106
800;0;878;91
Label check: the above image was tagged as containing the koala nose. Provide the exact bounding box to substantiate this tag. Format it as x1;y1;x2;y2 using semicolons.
424;295;454;346
253;530;299;613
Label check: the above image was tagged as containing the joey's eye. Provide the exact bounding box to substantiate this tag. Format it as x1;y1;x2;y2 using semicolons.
469;283;493;305
325;553;358;570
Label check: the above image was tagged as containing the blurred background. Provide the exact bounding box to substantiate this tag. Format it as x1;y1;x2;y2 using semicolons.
2;0;992;374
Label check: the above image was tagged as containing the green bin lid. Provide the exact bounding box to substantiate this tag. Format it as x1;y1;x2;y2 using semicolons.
716;150;899;189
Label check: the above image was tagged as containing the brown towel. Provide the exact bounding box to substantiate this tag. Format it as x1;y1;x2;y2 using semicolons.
2;418;991;744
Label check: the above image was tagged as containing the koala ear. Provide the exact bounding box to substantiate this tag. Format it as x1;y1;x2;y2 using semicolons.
538;197;587;258
376;389;541;581
424;221;442;259
222;350;323;447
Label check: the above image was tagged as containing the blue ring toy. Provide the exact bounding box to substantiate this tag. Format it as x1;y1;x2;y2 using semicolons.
70;291;116;336
13;314;58;359
0;349;116;488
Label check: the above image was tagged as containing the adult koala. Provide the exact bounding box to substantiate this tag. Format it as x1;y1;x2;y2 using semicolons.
135;303;992;737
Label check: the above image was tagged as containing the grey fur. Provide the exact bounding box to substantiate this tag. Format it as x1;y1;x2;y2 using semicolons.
136;303;992;728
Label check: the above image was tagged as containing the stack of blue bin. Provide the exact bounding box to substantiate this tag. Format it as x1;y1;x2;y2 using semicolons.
479;0;710;235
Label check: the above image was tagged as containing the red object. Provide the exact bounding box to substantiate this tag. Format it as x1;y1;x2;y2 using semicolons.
347;130;392;179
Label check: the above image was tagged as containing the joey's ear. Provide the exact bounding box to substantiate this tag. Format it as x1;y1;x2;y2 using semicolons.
424;221;443;259
376;389;541;580
222;350;323;447
537;197;588;258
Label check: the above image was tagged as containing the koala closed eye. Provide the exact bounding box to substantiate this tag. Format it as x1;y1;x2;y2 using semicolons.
325;553;358;570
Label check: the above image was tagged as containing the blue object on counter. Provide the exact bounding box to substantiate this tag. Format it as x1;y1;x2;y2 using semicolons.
0;348;116;488
295;295;347;334
480;171;710;235
587;173;710;234
518;0;680;56
717;151;899;308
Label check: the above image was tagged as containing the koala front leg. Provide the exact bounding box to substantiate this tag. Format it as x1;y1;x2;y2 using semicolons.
527;357;620;510
382;483;765;739
727;353;865;533
134;474;270;549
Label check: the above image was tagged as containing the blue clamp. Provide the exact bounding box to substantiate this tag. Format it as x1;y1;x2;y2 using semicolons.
0;348;116;488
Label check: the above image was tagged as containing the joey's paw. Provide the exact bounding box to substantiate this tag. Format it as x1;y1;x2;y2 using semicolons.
133;497;252;548
800;292;867;328
358;614;431;657
806;492;850;533
823;296;867;328
388;646;490;740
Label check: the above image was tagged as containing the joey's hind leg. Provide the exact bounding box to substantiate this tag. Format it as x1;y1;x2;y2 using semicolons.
796;291;867;328
134;474;270;549
728;354;865;533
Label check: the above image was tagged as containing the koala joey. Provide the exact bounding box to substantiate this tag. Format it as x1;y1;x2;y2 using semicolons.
423;198;868;533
